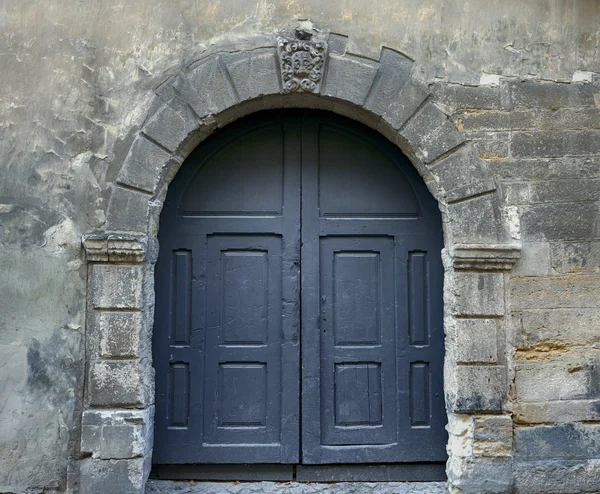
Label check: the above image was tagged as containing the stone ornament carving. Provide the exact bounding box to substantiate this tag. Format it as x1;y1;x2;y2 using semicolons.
278;30;326;93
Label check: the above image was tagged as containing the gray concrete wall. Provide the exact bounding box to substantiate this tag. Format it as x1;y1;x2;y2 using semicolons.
0;1;599;493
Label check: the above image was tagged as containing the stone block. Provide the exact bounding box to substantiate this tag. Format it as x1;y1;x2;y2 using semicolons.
178;56;237;116
90;265;143;310
519;308;600;347
458;110;535;131
521;203;598;241
224;48;281;102
515;359;599;402
550;241;600;274
538;107;600;130
79;456;151;494
512;242;551;276
80;408;153;459
510;275;600;309
142;103;199;154
88;360;145;406
466;131;510;159
400;102;465;163
364;48;413;116
447;456;513;494
428;145;495;202
456;318;499;364
106;186;150;234
491;156;600;182
530;179;600;204
430;83;503;111
514;459;600;494
515;423;600;461
514;399;600;424
500;181;530;206
453;272;505;317
322;54;378;106
380;80;428;130
512;130;600;158
92;311;143;358
448;365;505;412
116;135;173;194
473;415;513;458
507;80;597;108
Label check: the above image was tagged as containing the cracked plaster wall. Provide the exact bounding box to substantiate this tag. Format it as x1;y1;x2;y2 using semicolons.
0;1;599;493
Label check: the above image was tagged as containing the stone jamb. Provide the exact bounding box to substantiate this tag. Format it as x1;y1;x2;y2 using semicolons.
78;29;521;494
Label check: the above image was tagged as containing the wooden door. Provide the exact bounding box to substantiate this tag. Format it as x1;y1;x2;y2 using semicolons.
152;110;446;467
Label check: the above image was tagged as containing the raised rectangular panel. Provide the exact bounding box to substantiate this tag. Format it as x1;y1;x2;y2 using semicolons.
410;362;431;427
334;363;382;426
169;363;190;428
172;250;192;345
333;252;380;346
221;251;268;345
218;363;267;427
408;251;429;346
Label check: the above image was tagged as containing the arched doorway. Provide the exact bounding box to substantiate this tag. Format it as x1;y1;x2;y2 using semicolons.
151;109;446;478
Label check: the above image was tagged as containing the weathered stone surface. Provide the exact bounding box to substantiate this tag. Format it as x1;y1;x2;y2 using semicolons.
380;81;428;131
457;110;535;131
88;360;146;406
514;459;600;494
550;241;600;274
430;83;503;111
515;423;600;461
399;102;465;163
491;156;600;181
512;130;600;158
91;311;143;358
81;408;154;459
106;186;150;233
448;365;505;412
473;415;513;458
428;145;495;202
447;456;513;494
80;457;151;494
447;194;500;244
521;203;598;241
224;49;281;102
322;54;378;106
116;135;174;194
456;318;499;364
518;308;600;346
507;80;598;108
537;107;600;130
453;272;505;316
364;48;413;116
515;357;600;402
511;242;551;276
178;57;237;116
514;399;600;424
90;265;144;310
510;276;600;309
146;480;447;493
142;103;200;154
465;131;510;159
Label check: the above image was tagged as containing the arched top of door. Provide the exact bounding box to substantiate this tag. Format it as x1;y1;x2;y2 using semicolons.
99;30;520;260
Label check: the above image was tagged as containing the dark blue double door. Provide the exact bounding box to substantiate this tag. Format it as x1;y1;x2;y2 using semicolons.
153;111;446;467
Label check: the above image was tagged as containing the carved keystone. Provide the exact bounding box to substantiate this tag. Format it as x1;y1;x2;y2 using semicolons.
278;34;327;93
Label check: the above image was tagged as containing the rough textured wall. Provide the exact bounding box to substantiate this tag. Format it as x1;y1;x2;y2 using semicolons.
0;0;599;492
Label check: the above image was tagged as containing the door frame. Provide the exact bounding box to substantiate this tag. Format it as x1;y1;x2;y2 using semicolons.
78;30;521;494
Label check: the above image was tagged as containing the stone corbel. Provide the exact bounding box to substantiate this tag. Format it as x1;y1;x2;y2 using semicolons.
452;243;521;271
82;234;147;263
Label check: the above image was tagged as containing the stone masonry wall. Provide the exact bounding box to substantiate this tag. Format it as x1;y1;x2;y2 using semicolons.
0;1;599;493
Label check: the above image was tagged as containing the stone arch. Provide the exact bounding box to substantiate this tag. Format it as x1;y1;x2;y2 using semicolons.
80;30;521;494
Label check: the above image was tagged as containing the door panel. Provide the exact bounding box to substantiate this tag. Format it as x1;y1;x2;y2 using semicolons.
301;114;446;464
153;116;301;464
